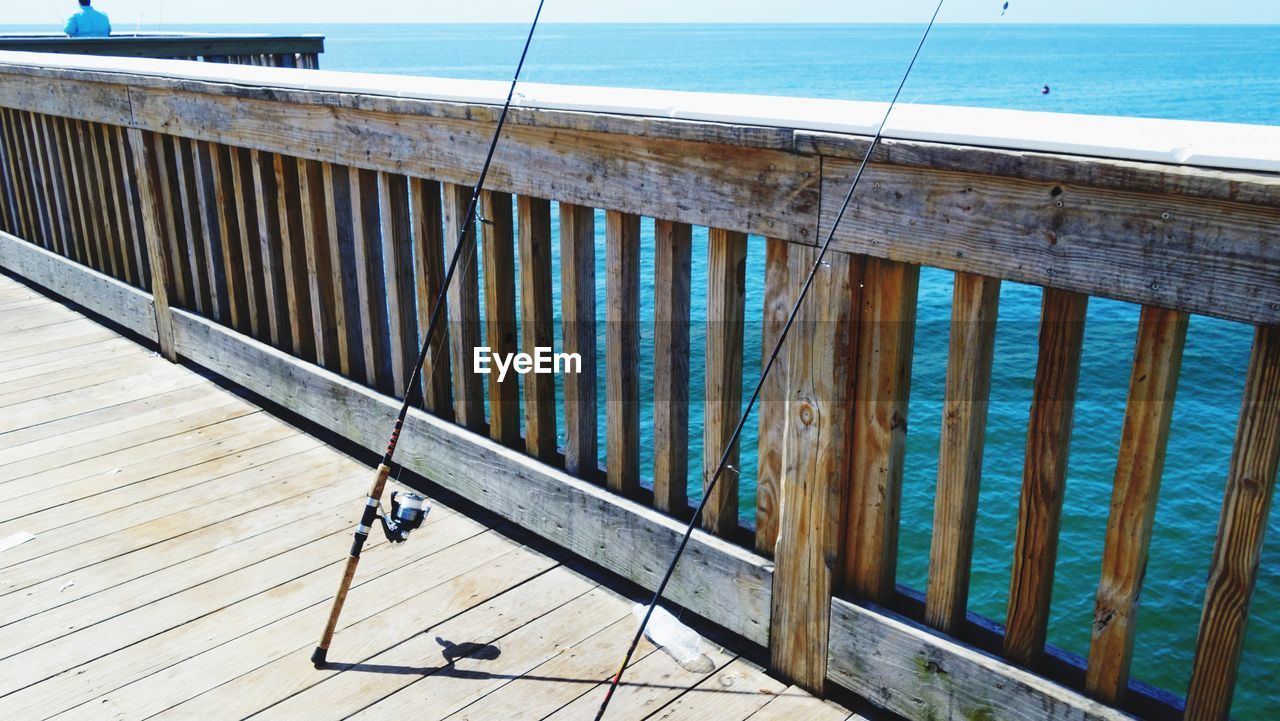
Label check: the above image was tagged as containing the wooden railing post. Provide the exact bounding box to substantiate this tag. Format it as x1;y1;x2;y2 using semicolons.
769;247;858;693
1185;324;1280;721
126;127;176;361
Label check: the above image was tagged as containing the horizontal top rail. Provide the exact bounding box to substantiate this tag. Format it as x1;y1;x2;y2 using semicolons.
0;48;1276;328
0;35;324;59
0;49;1274;172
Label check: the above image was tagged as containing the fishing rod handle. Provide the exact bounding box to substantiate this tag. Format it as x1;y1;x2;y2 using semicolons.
312;462;392;667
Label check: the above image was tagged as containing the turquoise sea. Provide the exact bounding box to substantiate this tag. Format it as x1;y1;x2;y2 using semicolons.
12;21;1279;718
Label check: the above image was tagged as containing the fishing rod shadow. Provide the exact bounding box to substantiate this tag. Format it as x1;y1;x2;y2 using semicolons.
325;636;760;695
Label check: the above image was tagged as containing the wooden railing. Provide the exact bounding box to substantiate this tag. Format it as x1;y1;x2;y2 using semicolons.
0;52;1277;721
0;33;322;67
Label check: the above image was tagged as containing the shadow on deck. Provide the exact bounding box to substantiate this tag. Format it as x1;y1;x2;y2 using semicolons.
0;272;855;721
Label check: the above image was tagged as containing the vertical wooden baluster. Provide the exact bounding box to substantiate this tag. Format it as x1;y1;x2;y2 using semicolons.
151;135;188;305
770;247;858;693
349;166;379;385
755;237;790;553
85;121;117;274
518;195;556;462
606;210;641;495
251;149;286;348
172;137;207;311
410;177;452;418
704;228;748;535
0;111;12;234
559;202;597;479
925;272;1002;634
59;118;90;266
378;172;417;399
324;162;357;378
0;110;17;235
350;166;392;391
298;158;340;370
47;117;80;262
127;129;176;360
191;140;224;314
46;116;80;261
209;143;246;330
95;123;135;285
1184;324;1280;721
1085;305;1187;703
443;182;484;431
35;112;61;253
230;146;266;337
1004;287;1089;666
43;114;75;259
653;219;692;514
1;109;34;240
18;111;45;245
273;153;314;360
114;126;150;292
481;190;521;447
23;112;54;250
74;119;107;269
842;257;921;602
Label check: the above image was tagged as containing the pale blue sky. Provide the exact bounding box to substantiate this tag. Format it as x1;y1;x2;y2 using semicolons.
6;0;1280;27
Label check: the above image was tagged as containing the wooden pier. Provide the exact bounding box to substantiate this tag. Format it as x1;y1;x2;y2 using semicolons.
0;48;1276;720
0;272;852;721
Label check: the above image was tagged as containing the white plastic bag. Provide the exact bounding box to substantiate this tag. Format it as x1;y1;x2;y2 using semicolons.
632;603;714;673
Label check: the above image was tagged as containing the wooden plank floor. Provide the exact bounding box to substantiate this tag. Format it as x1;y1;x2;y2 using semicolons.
0;273;857;721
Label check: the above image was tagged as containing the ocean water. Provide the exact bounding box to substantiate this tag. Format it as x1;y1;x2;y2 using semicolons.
17;21;1278;717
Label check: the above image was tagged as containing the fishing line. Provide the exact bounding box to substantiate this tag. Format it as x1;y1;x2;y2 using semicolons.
311;0;546;667
592;0;947;716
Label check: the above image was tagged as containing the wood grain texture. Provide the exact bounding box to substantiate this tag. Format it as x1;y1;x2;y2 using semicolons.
925;272;1001;634
126;129;176;360
559;202;597;479
167;306;773;646
1004;288;1089;667
111;125;149;293
442;182;484;431
653;218;692;514
378;171;417;400
769;247;857;693
1184;324;1280;721
819;156;1280;326
828;597;1133;721
410;177;452;419
755;237;790;555
322;162;356;378
349;166;392;393
250;149;286;348
189;139;224;314
0;231;156;342
272;153;313;361
170;136;206;308
297;157;339;371
123;86;817;243
703;228;748;536
1085;306;1187;704
517;195;556;462
842;257;919;602
480;189;520;448
605;209;640;495
209;142;246;332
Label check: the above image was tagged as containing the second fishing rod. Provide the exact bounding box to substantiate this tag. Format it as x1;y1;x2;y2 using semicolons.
311;0;546;668
593;0;947;716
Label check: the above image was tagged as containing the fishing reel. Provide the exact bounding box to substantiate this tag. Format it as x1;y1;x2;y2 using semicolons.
378;490;430;544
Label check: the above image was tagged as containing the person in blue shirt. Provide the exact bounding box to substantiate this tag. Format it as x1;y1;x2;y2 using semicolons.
64;0;112;38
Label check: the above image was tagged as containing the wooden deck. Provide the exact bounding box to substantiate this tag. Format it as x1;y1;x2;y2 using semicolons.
0;272;855;721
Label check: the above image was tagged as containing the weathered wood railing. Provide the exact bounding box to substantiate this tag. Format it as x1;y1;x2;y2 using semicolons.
0;33;322;67
0;52;1276;721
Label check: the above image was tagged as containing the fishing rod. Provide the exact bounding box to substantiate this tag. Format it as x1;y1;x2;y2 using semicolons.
593;0;947;716
311;0;546;668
